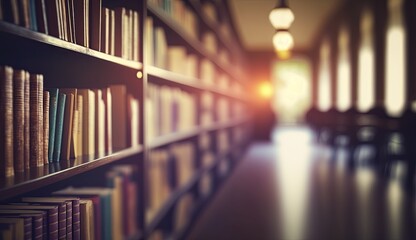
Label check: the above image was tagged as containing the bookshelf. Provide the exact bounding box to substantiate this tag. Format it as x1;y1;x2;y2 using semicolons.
0;0;251;239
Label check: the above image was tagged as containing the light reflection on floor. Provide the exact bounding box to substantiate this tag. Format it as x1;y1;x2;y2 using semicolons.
272;125;415;240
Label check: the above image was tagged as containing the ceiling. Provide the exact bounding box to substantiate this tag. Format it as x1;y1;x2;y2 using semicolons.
228;0;343;51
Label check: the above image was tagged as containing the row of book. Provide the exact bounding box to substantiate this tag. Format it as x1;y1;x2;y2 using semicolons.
0;0;139;61
146;142;195;223
0;164;138;240
0;65;139;178
147;0;197;39
147;84;197;141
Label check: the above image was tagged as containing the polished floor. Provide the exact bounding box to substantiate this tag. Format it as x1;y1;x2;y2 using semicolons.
187;126;416;240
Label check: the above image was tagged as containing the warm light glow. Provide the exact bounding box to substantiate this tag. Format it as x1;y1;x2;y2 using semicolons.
272;58;311;123
276;49;292;59
259;81;274;98
337;27;351;112
318;40;331;111
358;10;375;112
385;0;406;116
136;71;143;79
273;30;294;51
269;7;295;29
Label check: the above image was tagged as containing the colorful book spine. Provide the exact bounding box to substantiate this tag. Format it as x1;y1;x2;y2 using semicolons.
48;89;59;162
53;93;66;161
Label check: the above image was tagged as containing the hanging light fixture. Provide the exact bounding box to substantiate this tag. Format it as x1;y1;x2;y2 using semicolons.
269;0;295;29
269;0;295;54
273;29;294;51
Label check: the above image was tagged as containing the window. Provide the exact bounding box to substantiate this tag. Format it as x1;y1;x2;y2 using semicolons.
385;0;406;116
317;40;331;111
357;8;375;112
336;26;352;111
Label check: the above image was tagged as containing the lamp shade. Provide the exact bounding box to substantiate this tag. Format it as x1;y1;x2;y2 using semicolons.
269;7;295;29
273;30;294;51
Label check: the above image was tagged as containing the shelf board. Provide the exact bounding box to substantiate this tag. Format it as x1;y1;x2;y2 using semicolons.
0;21;143;70
149;128;201;149
202;118;250;132
0;146;144;201
147;5;241;81
147;66;246;101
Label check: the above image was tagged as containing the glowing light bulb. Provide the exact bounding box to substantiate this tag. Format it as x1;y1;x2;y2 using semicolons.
269;7;295;29
273;30;294;51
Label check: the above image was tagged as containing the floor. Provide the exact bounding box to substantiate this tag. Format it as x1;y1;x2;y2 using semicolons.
186;126;416;240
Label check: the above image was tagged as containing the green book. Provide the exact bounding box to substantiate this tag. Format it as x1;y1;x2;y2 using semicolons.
53;93;66;162
48;89;59;163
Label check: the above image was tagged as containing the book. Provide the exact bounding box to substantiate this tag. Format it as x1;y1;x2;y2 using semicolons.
102;88;112;154
106;172;123;240
73;0;88;46
3;0;19;25
0;66;14;178
127;94;139;147
53;187;113;240
101;7;110;54
114;7;126;58
75;94;83;158
0;214;32;239
53;92;66;162
13;69;25;173
0;217;25;240
18;0;31;28
89;0;101;50
23;72;30;169
45;0;60;38
0;209;45;240
47;88;59;163
29;73;44;167
0;204;59;239
78;89;95;157
43;91;49;165
28;0;38;31
133;11;139;62
60;89;75;160
93;89;105;157
79;199;94;240
110;85;127;150
21;197;81;240
109;9;115;55
35;0;48;34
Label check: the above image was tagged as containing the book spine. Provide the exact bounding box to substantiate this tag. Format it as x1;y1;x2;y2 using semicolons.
29;0;37;31
72;200;80;240
48;209;59;239
43;91;49;165
0;66;14;178
33;215;43;240
18;0;31;28
57;204;67;239
61;93;73;160
30;74;44;167
45;0;60;37
89;0;102;50
35;0;48;34
23;72;30;170
48;89;59;163
65;202;72;240
13;70;25;173
23;217;32;240
53;93;66;162
114;8;124;57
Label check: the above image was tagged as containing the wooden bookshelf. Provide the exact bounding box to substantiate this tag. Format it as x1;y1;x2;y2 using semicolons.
0;0;251;238
0;21;143;70
147;4;242;81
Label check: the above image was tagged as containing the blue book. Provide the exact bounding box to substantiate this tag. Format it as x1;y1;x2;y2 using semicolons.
29;0;38;31
48;89;59;162
53;93;66;161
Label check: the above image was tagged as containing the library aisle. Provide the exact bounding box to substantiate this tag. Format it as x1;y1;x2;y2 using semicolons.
187;126;416;240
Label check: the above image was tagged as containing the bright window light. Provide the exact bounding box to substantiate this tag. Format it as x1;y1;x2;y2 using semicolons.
336;27;351;112
318;40;331;111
